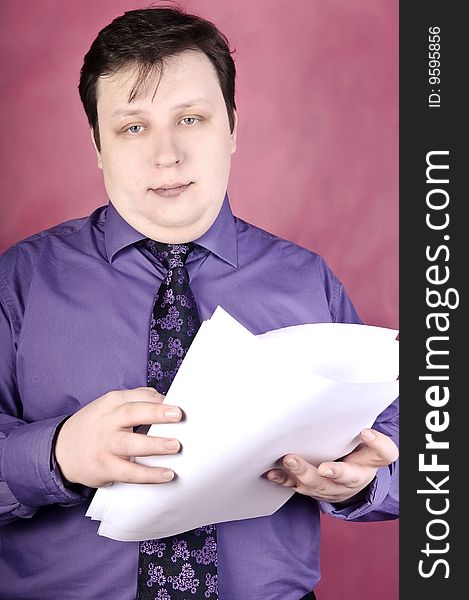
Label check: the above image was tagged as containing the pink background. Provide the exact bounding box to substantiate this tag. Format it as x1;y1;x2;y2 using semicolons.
0;1;398;598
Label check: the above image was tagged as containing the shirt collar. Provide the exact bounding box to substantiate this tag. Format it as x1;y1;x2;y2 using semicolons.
104;193;238;268
104;202;146;263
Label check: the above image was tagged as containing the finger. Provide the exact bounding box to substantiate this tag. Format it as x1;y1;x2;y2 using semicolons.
110;431;181;457
265;468;298;488
106;387;165;407
115;401;182;428
128;387;166;403
282;455;325;490
113;460;175;484
317;460;376;487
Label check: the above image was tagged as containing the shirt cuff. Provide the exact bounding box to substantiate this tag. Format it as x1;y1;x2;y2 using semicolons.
319;465;392;519
2;415;92;507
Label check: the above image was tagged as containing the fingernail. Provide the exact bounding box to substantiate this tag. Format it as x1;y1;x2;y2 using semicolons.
286;457;298;469
165;408;181;420
164;439;180;451
162;470;174;481
323;468;334;478
361;429;375;440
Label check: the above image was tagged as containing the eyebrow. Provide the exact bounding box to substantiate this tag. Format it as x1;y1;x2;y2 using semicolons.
111;99;214;119
172;98;214;110
111;108;150;119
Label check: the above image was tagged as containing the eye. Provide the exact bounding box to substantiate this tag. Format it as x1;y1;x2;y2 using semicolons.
125;125;144;134
178;116;201;126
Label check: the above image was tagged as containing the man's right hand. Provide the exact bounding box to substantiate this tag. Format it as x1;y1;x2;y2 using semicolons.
54;387;181;488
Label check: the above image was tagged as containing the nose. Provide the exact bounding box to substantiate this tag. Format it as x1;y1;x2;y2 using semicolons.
151;131;183;168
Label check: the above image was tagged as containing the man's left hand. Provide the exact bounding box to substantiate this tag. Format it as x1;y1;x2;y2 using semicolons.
265;429;399;503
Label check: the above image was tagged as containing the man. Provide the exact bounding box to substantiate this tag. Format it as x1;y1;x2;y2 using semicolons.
0;6;399;600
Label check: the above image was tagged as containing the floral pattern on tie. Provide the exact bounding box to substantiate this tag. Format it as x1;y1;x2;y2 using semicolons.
142;242;199;395
137;241;218;600
138;529;219;598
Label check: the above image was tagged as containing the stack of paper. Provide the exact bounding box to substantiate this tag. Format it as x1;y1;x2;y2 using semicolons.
87;306;399;541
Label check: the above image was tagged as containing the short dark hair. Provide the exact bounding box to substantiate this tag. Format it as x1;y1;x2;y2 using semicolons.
78;5;236;151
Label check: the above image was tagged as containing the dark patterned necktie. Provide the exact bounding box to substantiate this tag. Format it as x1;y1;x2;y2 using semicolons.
136;240;218;600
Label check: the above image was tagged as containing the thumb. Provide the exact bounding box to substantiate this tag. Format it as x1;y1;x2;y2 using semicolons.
344;429;399;467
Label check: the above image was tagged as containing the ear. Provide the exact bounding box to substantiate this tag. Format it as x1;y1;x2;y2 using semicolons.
90;128;102;170
230;111;238;154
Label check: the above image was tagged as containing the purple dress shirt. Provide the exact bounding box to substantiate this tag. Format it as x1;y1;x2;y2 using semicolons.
0;195;399;600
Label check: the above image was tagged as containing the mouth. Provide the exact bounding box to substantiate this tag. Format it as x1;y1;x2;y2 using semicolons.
150;182;192;198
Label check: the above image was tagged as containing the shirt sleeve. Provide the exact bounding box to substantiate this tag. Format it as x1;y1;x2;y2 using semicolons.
0;275;91;527
317;261;399;521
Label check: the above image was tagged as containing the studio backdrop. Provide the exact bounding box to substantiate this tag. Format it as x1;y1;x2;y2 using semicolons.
0;1;398;599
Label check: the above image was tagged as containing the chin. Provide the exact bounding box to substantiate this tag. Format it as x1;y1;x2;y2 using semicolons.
147;218;203;243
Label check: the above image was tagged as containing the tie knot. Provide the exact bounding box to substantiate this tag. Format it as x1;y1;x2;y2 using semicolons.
142;240;193;269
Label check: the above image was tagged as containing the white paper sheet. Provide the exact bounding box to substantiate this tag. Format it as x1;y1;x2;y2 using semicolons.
87;306;399;541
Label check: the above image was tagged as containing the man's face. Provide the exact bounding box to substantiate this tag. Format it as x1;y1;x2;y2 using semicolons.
94;50;237;243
